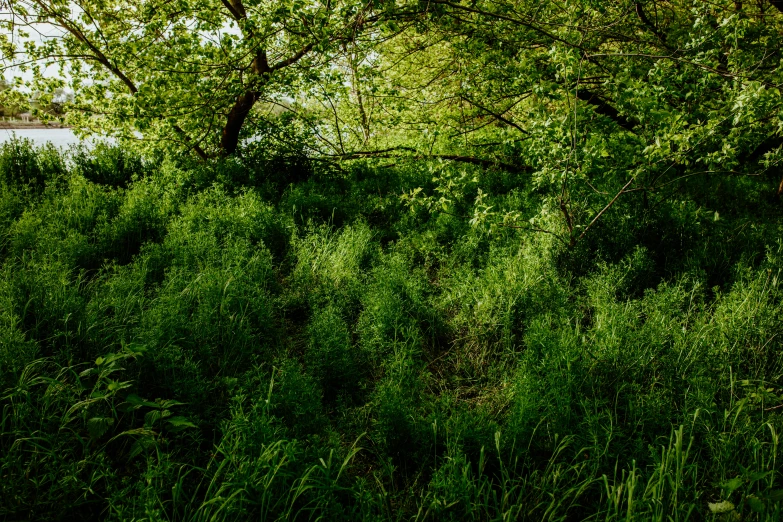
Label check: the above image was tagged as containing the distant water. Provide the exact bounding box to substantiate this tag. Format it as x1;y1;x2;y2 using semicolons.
0;128;89;149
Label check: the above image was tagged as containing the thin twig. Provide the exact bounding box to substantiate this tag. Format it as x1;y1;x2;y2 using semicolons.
576;174;637;244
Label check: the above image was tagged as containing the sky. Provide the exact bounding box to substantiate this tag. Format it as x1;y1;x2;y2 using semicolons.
1;8;69;88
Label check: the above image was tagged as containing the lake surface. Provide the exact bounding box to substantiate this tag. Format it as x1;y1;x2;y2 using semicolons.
0;128;90;149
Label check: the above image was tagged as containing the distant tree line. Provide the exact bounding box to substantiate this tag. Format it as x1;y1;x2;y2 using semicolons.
0;80;73;119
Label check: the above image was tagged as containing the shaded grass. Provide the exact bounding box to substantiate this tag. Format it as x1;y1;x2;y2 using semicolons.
1;139;783;520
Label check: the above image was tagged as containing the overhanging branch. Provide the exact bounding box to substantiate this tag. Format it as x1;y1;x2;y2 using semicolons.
331;146;531;173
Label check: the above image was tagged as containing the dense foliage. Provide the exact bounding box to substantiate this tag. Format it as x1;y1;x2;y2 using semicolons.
0;138;782;520
4;0;783;246
3;0;783;520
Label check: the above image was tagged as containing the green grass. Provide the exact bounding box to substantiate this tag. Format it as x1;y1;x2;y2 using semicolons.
1;139;783;520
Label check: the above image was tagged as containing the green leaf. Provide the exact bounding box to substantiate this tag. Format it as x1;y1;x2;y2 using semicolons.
721;477;744;494
746;495;765;513
746;470;773;482
129;436;156;459
87;416;114;440
125;343;147;355
125;393;159;409
145;410;162;427
708;500;735;514
762;489;783;502
166;416;197;429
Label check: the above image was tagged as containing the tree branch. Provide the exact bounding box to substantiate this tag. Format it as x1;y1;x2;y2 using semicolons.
745;135;783;163
220;0;247;20
427;0;588;52
220;39;317;155
173;125;209;160
634;2;667;45
575;89;636;132
332;147;530;172
576;174;638;245
270;41;317;71
26;3;210;159
459;95;529;135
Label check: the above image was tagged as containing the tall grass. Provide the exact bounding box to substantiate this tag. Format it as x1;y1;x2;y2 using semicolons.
1;139;782;520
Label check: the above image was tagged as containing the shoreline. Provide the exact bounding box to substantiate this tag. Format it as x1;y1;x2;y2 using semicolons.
0;123;71;130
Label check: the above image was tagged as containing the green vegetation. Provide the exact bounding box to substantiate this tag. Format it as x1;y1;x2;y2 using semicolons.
1;137;782;521
4;0;783;519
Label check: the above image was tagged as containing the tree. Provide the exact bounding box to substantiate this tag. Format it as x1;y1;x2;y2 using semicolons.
1;0;395;157
3;0;783;244
0;77;27;118
0;78;7;117
334;0;783;244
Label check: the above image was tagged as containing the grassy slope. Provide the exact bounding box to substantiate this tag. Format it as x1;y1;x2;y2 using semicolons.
1;139;783;521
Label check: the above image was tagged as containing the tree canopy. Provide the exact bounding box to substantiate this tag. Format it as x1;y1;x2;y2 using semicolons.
3;0;783;242
1;0;400;157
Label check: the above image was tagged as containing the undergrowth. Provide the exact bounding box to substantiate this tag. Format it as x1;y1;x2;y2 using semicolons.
1;139;782;520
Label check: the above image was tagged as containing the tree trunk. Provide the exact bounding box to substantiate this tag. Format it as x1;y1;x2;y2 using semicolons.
220;91;259;156
220;52;270;156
